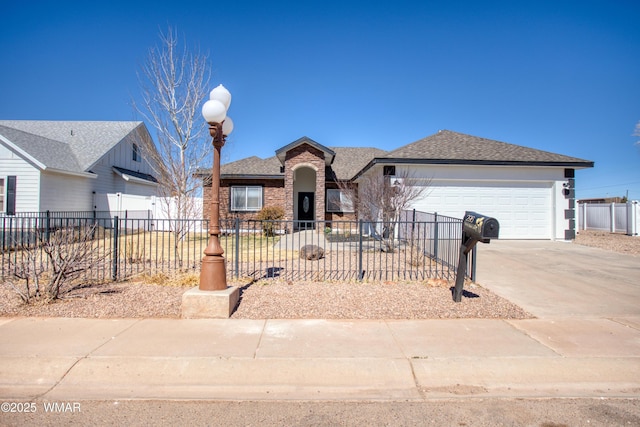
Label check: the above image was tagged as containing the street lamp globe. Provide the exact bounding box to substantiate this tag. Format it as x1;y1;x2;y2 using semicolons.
209;84;232;109
201;99;227;124
222;116;234;136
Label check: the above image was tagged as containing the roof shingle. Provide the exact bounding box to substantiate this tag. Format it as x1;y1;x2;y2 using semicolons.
383;130;593;165
220;147;388;181
0;120;145;172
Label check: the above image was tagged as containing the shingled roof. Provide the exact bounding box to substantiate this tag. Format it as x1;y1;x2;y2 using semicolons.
221;147;387;181
221;156;283;178
216;130;593;182
0;124;83;172
381;130;593;166
0;120;146;173
328;147;388;181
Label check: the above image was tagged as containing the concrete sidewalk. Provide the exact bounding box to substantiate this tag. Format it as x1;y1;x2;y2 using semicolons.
1;316;639;401
1;240;639;401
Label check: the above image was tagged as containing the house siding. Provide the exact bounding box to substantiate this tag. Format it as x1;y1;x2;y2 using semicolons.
40;171;93;211
0;143;41;212
92;136;159;196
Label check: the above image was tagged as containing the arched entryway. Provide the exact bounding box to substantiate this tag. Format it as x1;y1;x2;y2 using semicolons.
293;165;316;228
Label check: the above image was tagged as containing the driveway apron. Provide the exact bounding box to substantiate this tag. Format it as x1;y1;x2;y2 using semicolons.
475;240;640;318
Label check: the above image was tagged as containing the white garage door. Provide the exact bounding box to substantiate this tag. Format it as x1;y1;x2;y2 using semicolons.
414;181;553;239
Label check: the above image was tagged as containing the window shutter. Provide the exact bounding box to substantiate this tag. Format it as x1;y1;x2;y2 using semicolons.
6;176;16;215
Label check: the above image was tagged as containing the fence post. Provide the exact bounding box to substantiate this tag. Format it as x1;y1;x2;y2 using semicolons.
610;202;615;233
471;246;477;281
355;220;363;280
112;216;119;281
234;217;240;278
433;212;439;260
629;201;638;236
411;209;416;238
9;216;13;250
45;210;51;243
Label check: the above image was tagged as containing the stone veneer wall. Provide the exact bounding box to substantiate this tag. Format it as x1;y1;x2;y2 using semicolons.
284;144;326;222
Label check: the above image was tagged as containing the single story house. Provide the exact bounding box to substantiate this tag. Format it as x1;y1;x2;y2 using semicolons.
203;130;594;240
0;120;159;213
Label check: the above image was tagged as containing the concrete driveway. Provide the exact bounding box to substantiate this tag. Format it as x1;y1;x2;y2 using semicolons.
475;240;640;318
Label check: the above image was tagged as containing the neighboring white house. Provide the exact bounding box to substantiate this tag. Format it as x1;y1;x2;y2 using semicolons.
0;120;160;213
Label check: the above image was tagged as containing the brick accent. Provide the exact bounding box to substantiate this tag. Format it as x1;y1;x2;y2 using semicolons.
284;144;326;222
203;179;285;222
204;144;359;223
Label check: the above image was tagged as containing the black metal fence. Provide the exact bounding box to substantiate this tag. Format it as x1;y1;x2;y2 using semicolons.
1;210;473;283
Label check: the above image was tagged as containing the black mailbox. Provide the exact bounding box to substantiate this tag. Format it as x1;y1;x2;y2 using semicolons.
462;211;500;243
453;211;500;302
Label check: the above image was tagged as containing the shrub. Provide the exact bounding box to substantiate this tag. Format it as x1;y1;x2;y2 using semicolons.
6;225;109;303
256;206;285;236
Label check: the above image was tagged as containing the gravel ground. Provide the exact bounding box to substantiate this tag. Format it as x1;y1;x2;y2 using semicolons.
575;229;640;256
1;230;636;319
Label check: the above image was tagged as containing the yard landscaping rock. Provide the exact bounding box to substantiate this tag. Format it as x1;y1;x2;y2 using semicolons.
0;278;532;320
300;244;325;260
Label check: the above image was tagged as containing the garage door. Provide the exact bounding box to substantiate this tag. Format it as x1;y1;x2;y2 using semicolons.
413;181;553;239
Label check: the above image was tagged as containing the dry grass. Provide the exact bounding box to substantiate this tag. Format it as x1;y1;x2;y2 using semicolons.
136;271;200;287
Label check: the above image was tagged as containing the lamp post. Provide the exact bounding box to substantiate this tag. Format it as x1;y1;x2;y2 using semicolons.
200;84;234;291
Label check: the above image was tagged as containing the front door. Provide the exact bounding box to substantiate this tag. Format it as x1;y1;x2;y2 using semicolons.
297;192;314;229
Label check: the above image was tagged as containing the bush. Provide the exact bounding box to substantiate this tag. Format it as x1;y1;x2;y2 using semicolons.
6;225;109;303
256;206;285;236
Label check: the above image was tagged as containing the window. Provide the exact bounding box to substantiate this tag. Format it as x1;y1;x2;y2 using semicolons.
231;186;262;211
132;143;140;162
326;189;354;213
0;179;4;211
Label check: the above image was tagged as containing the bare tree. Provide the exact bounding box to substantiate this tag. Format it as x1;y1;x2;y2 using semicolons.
134;26;212;222
339;169;431;250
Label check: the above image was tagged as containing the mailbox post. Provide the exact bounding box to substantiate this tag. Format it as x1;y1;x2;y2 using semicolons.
453;211;499;302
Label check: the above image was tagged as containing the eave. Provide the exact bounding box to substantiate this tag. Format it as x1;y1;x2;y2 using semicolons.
221;174;284;180
352;157;595;181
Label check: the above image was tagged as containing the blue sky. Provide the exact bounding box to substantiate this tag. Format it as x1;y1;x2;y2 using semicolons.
1;0;639;200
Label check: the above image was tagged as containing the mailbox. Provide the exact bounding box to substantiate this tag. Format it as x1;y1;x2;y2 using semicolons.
453;211;500;302
462;211;500;243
